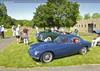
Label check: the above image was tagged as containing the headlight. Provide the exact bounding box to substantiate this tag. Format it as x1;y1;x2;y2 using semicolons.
34;51;39;55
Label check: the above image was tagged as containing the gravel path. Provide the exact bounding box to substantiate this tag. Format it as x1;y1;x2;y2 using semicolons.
0;37;15;51
0;64;100;71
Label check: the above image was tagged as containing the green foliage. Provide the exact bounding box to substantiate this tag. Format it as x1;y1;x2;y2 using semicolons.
15;20;31;26
92;13;100;19
84;13;91;20
0;3;7;15
77;15;83;20
32;0;79;28
0;3;15;28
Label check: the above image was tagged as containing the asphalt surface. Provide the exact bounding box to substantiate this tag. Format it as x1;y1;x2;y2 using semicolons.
0;64;100;71
0;37;15;51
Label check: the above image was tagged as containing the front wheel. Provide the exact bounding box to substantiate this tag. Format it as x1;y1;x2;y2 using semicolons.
79;47;87;55
40;52;53;63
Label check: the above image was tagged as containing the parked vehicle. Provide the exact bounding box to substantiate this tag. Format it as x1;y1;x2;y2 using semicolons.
36;29;61;42
29;34;91;63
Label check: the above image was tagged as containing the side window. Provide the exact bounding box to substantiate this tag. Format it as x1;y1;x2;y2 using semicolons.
62;38;67;43
72;37;80;43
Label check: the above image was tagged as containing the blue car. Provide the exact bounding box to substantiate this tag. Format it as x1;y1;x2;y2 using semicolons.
28;34;91;63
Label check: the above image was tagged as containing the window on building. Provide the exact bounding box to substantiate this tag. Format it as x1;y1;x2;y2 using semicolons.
82;25;83;27
85;25;86;27
94;24;96;28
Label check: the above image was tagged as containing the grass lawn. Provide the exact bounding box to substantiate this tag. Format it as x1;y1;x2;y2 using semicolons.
5;29;12;38
0;30;100;68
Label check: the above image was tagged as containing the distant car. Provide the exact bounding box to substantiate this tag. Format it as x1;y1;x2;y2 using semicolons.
29;34;91;63
93;30;100;34
36;29;61;42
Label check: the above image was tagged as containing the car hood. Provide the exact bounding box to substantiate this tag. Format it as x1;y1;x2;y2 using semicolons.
29;42;55;50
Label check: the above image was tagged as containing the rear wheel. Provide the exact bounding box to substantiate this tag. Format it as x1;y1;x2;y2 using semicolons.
79;47;87;55
40;52;53;63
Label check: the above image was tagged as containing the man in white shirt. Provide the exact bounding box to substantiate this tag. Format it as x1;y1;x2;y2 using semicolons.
35;26;39;34
0;26;1;38
12;25;16;37
91;34;100;47
1;25;5;39
16;25;21;43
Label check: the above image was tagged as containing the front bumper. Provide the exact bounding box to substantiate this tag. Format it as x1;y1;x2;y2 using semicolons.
28;49;40;60
29;52;40;60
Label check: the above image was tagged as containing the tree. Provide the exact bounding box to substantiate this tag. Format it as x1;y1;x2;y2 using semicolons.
84;13;91;20
0;3;15;28
92;13;100;19
32;0;79;28
77;15;83;20
15;20;31;27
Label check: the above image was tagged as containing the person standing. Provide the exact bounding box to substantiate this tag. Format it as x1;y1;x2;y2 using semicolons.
23;27;28;45
16;25;21;43
35;26;39;34
91;34;100;47
12;25;16;37
0;26;1;38
1;25;5;39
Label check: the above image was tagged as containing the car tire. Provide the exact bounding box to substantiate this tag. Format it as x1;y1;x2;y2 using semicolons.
44;37;52;42
79;47;87;55
40;52;53;63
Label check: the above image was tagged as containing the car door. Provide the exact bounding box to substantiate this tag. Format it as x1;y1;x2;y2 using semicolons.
55;37;81;57
68;37;82;54
54;38;73;57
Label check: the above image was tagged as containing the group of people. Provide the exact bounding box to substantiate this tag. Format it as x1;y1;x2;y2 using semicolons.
0;25;5;39
1;25;100;46
12;25;29;45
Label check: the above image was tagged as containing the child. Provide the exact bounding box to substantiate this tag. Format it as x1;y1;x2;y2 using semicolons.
23;27;28;45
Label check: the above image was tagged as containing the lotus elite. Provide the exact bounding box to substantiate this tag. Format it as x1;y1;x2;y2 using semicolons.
28;34;91;63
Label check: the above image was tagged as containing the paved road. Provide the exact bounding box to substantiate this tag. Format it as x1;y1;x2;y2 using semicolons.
0;64;100;71
0;37;15;50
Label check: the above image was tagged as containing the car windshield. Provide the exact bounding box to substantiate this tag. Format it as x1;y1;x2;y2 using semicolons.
54;36;66;43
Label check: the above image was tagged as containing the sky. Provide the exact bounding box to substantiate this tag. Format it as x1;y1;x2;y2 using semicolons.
1;1;100;20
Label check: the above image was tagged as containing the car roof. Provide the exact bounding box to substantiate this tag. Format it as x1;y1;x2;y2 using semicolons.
94;30;100;34
59;34;79;38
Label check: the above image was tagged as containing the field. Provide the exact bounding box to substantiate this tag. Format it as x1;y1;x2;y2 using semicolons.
0;29;100;68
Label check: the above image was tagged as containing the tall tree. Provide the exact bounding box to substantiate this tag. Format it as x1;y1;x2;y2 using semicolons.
32;0;79;28
0;3;15;28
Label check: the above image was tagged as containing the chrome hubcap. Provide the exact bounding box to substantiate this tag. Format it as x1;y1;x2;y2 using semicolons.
43;53;53;63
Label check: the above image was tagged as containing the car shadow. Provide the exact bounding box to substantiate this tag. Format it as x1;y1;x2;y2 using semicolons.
54;53;81;61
